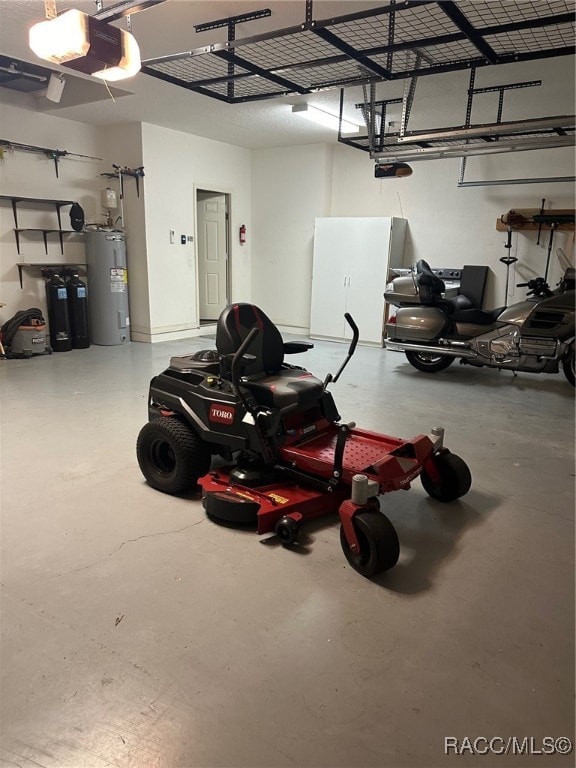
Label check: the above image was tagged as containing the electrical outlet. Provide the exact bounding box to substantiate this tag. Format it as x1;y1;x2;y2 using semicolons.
169;230;175;244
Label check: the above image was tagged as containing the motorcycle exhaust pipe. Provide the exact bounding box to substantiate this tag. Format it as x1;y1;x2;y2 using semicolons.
385;341;477;359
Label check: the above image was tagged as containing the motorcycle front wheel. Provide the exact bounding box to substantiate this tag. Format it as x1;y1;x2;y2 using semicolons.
405;350;454;373
562;342;575;387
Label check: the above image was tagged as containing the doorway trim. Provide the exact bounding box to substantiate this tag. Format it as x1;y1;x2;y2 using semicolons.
194;184;232;326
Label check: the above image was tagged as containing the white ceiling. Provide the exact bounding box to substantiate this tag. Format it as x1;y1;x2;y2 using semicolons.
0;0;398;149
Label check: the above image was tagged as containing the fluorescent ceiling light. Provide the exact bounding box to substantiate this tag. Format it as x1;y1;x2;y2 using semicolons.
292;103;360;133
29;9;141;82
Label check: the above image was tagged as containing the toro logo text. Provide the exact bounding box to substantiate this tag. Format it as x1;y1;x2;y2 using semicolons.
209;404;235;425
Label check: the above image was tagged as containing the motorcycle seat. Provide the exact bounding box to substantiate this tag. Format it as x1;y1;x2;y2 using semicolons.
452;306;505;325
445;294;474;311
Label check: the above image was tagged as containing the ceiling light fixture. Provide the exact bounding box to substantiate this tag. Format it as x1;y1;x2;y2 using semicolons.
29;9;141;82
292;103;360;133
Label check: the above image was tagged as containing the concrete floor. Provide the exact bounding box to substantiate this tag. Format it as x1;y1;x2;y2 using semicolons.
1;335;574;768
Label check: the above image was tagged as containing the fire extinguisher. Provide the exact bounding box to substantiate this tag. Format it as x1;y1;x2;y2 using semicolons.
44;270;72;352
66;269;90;349
239;224;246;246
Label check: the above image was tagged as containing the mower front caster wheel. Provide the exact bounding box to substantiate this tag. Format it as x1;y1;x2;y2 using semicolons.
340;510;400;578
275;516;300;546
136;417;211;495
421;451;471;502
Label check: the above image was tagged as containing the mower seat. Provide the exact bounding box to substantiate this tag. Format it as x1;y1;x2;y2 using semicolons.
216;303;324;410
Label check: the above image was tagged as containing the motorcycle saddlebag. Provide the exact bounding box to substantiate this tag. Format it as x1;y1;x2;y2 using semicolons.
386;306;448;341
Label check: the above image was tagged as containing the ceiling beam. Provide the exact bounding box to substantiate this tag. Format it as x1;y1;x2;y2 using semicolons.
437;1;500;64
372;135;574;162
93;0;167;23
310;26;393;80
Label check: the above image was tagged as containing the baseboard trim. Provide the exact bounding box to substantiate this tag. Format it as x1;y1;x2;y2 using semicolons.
131;326;217;343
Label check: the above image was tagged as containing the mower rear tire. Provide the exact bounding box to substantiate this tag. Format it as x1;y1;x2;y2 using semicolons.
405;351;454;373
421;451;471;502
340;510;399;578
137;417;211;494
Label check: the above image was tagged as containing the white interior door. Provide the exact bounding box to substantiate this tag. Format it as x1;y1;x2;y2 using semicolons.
197;192;228;320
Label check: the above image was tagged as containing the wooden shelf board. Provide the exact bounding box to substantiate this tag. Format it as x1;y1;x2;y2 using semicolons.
0;195;74;206
496;220;575;232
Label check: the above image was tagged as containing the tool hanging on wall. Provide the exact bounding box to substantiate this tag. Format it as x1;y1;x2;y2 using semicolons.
533;218;561;282
101;165;145;197
0;138;102;178
536;198;546;245
529;201;574;281
500;226;518;307
100;164;145;228
498;205;575;283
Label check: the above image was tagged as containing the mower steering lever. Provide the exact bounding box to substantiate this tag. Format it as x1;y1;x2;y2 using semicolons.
324;313;360;389
330;421;356;488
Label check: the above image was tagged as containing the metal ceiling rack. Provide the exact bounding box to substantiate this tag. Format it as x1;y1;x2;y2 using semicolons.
142;1;575;104
344;72;575;164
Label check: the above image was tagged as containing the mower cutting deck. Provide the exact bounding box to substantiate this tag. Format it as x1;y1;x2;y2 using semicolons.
137;303;472;578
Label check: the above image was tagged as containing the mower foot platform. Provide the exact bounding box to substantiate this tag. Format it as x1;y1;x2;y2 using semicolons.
280;424;436;492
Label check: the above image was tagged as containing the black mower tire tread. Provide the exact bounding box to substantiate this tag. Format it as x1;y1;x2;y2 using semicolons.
405;351;454;373
562;342;575;387
137;417;211;495
340;510;400;578
421;452;471;502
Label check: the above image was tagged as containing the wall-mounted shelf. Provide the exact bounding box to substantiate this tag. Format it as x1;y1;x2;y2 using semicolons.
13;228;83;254
0;195;80;254
496;209;575;232
16;262;86;289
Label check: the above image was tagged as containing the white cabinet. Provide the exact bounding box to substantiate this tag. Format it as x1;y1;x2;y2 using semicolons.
310;216;406;345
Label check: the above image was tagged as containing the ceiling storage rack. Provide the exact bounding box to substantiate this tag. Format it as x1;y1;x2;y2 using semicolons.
0;195;83;265
142;1;575;104
141;1;575;163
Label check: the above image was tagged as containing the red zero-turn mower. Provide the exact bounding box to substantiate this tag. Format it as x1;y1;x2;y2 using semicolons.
136;304;471;578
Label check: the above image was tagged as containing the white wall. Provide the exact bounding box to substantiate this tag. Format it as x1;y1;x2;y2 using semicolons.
139;123;252;342
251;57;575;323
0;105;252;343
1;55;574;339
98;123;148;336
330;144;575;309
0;94;103;325
251;144;333;329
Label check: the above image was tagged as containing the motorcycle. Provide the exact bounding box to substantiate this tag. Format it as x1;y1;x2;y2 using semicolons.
384;260;575;386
